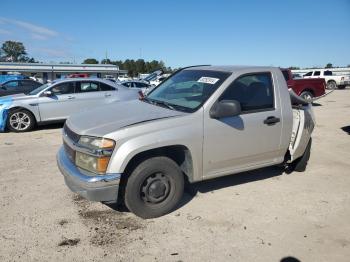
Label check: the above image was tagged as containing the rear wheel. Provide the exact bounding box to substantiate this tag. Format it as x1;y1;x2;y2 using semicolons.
300;91;313;102
7;109;35;132
124;156;184;219
326;80;337;90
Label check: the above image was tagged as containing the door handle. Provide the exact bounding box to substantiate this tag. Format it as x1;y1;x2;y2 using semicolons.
263;116;280;125
105;94;112;97
67;96;75;100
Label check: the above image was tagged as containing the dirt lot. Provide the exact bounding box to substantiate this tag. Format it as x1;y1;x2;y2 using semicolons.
1;89;350;262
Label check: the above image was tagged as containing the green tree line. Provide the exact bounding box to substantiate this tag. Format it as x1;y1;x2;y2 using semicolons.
83;58;173;77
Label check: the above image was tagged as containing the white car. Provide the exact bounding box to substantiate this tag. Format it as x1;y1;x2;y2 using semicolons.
303;69;350;89
118;75;129;82
120;80;154;95
150;74;170;86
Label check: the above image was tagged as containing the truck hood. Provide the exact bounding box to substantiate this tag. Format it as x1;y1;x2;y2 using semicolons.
66;99;187;136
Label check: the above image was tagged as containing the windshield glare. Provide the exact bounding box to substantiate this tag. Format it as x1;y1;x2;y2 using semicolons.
29;83;52;95
147;69;231;112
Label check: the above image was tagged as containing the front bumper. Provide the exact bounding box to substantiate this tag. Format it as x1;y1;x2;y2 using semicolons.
56;146;121;203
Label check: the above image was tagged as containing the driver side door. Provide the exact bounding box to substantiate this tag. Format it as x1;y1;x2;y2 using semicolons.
38;82;77;121
203;72;283;179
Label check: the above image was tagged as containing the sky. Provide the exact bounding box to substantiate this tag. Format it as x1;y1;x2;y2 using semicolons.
0;0;349;68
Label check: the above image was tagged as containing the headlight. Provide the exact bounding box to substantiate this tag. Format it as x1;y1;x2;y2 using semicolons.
75;136;115;174
76;152;110;174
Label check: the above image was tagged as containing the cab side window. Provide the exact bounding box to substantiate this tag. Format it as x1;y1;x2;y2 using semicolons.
304;71;313;76
76;82;99;93
219;73;274;112
3;81;19;88
50;82;75;95
122;82;132;88
100;83;115;91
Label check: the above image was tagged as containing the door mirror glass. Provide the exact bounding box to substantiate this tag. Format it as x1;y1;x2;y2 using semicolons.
210;100;241;119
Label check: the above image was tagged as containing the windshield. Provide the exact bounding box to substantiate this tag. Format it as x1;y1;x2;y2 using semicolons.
28;83;52;95
146;69;231;112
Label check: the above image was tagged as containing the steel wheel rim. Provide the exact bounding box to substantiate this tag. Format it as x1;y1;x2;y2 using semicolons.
140;172;171;204
9;112;30;130
302;93;312;101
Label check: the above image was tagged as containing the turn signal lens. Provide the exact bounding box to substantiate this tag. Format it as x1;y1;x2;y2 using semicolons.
101;139;115;149
96;157;110;173
78;136;115;150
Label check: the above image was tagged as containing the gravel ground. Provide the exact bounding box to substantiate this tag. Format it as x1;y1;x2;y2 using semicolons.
1;89;350;262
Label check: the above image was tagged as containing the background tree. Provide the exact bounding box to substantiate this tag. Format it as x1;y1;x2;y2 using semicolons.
83;58;99;64
325;63;333;68
101;58;111;64
1;40;27;62
289;66;300;70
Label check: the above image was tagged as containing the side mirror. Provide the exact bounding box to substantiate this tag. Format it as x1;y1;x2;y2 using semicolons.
210;100;241;119
42;90;53;97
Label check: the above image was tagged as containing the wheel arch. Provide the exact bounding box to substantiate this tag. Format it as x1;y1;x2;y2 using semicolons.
300;88;315;96
122;145;194;183
8;106;38;123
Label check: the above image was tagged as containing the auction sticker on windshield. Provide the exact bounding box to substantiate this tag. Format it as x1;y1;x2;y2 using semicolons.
197;77;220;85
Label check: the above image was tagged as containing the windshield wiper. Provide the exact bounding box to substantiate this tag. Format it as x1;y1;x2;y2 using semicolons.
153;100;175;110
143;98;175;110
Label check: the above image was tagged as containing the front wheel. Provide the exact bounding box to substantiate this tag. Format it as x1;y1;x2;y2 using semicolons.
124;156;184;219
7;109;35;132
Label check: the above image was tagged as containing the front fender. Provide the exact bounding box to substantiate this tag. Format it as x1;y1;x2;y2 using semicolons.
106;125;203;182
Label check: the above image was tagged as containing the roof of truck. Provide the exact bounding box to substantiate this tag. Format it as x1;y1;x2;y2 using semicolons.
183;65;277;73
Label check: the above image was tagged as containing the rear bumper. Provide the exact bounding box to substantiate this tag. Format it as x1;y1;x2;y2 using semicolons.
56;146;121;203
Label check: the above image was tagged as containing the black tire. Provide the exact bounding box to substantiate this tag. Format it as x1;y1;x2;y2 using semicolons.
326;80;337;90
124;156;184;219
290;138;312;172
300;91;313;102
338;85;346;89
6;109;35;132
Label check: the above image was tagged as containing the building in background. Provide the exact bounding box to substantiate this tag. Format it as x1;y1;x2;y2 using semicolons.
0;62;128;83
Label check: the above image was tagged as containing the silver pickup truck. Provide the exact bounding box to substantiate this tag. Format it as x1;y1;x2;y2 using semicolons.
57;66;315;218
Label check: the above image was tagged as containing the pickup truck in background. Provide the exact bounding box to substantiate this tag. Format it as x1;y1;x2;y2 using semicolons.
57;65;315;219
281;69;326;101
302;69;350;89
